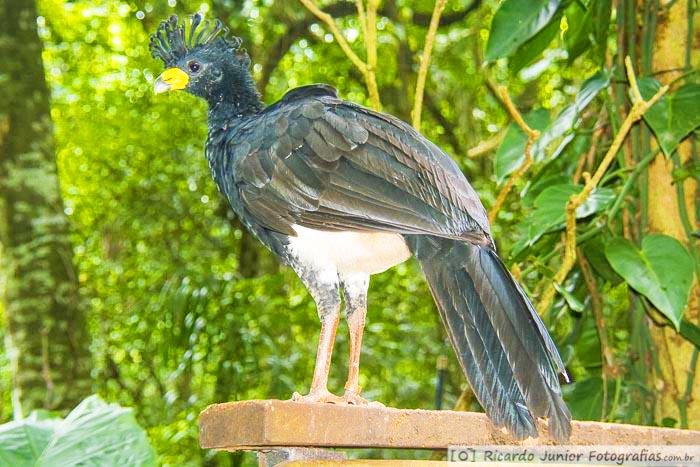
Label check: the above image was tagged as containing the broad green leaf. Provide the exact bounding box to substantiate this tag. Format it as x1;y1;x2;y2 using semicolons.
605;235;694;329
0;396;156;467
512;183;614;255
564;377;613;420
0;413;58;467
509;12;562;72
521;173;572;208
494;109;549;183
532;70;611;160
639;79;700;156
486;0;562;61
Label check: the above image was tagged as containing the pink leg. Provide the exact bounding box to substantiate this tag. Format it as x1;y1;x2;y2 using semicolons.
344;305;365;396
340;274;382;406
292;311;342;404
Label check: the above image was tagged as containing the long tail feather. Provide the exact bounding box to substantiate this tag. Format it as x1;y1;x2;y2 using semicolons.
407;236;571;440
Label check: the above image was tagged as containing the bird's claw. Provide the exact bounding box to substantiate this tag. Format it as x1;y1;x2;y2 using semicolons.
290;388;383;407
342;389;384;407
291;389;343;404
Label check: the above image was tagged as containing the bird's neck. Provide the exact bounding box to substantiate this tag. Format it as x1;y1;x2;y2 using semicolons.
207;83;264;127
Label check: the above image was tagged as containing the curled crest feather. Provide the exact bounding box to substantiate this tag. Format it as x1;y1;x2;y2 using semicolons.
149;14;243;66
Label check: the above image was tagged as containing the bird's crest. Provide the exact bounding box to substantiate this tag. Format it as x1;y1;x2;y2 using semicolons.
149;14;242;66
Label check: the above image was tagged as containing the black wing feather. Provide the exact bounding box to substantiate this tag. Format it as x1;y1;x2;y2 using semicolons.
230;86;490;243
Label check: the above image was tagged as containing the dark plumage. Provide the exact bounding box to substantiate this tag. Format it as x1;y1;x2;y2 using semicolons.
150;14;571;440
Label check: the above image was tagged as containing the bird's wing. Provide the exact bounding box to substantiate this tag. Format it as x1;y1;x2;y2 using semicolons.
231;85;491;243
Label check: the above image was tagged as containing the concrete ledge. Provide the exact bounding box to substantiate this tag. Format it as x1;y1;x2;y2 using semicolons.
199;400;700;450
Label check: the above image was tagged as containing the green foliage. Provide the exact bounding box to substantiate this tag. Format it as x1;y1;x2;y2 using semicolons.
0;0;696;464
494;109;549;182
563;0;612;64
564;376;614;421
486;0;697;437
605;235;694;330
494;70;610;182
530;70;610;160
511;183;614;255
679;320;700;349
0;396;156;467
639;79;700;156
485;0;561;61
508;10;561;73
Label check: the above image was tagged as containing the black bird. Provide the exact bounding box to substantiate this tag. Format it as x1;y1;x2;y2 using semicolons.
150;14;571;440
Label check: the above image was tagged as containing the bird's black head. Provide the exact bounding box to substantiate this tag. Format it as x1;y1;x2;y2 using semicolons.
149;14;261;112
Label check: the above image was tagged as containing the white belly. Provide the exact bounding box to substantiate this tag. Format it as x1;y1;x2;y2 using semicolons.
287;225;411;275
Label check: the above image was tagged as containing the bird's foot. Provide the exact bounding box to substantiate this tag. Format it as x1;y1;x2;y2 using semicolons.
291;388;343;404
342;389;384;407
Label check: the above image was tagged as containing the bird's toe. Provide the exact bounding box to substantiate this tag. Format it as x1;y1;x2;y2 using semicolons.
342;390;384;407
291;389;343;404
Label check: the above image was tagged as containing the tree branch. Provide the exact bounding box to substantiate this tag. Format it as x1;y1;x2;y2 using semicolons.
355;0;368;39
298;0;381;109
265;1;481;100
467;131;505;158
537;57;668;313
412;0;447;130
299;0;368;74
259;3;357;94
364;0;382;110
413;0;482;26
488;86;540;224
573;128;603;184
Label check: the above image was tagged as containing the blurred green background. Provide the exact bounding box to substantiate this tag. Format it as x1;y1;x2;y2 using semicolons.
0;0;697;465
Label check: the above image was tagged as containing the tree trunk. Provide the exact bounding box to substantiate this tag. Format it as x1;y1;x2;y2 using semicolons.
0;0;92;415
646;0;699;429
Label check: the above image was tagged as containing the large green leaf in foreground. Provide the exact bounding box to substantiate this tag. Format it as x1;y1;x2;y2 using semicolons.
0;396;156;467
605;234;694;330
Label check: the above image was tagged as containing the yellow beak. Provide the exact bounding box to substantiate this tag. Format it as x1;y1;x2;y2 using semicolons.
154;68;189;94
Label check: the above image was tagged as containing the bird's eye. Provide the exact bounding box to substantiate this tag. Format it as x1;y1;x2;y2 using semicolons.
188;61;201;73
